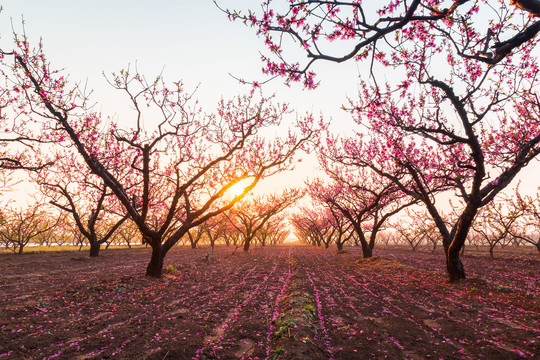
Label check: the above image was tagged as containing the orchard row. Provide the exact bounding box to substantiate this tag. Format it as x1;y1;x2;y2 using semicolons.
1;1;539;282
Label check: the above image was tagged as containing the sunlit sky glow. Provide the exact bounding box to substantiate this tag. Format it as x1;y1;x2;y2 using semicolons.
0;0;364;200
0;0;538;205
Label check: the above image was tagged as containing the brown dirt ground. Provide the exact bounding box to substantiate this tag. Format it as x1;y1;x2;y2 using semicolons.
0;245;538;359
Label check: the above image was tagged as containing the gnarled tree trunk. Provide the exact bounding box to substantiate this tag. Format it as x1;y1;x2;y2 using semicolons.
444;208;477;282
243;236;253;252
146;243;163;278
89;241;100;257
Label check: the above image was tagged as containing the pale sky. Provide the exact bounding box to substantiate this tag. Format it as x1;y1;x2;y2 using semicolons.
0;0;360;120
0;0;362;198
0;0;538;202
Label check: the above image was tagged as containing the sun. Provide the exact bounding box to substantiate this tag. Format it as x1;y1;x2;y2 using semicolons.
228;183;245;197
226;178;254;198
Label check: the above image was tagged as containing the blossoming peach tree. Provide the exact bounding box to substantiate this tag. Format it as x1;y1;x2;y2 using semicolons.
0;54;54;172
226;187;303;251
223;0;540;281
34;145;129;257
307;164;417;257
1;34;319;277
505;186;540;255
339;20;540;282
290;206;334;247
219;0;540;87
255;213;291;246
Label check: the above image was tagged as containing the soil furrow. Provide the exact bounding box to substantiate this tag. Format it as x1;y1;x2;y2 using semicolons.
0;245;537;359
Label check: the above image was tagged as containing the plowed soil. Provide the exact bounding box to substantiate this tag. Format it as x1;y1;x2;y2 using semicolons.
0;245;538;359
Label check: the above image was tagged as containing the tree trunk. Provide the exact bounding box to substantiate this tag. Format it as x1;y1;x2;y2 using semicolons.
337;242;343;251
324;242;330;249
446;249;466;282
361;242;372;258
243;236;252;251
356;230;372;258
89;242;100;257
191;242;197;249
489;245;495;259
444;206;478;282
18;244;24;254
146;245;163;278
445;230;467;282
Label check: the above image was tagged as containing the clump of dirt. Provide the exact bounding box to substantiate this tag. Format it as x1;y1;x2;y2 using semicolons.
70;256;90;261
355;255;405;268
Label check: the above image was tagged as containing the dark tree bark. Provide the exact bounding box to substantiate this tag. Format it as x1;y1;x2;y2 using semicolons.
89;240;100;257
146;243;163;278
243;236;253;252
10;49;315;278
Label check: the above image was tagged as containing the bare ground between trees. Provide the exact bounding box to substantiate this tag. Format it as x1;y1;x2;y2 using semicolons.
0;245;538;359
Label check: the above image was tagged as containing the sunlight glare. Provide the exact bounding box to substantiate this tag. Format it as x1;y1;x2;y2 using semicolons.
225;178;254;199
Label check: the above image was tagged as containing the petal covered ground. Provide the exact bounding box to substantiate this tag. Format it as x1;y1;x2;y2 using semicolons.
0;245;538;359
